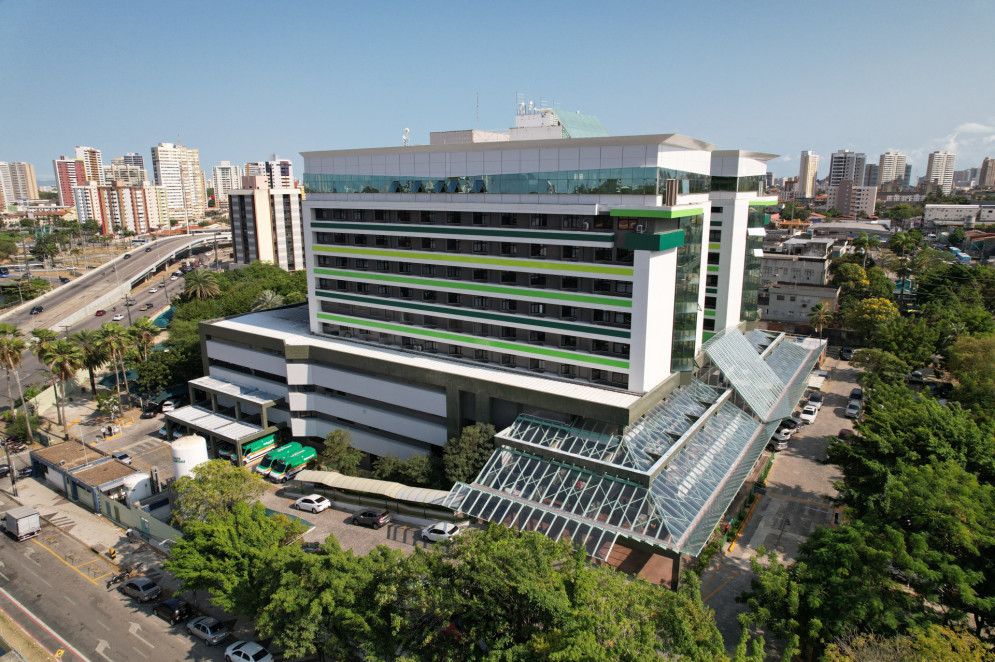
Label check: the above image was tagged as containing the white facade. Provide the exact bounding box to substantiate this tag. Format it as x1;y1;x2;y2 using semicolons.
878;152;907;187
104;157;148;185
229;183;305;271
73;181;169;234
797;150;819;198
212;161;242;210
151;142;206;219
828;150;865;188
926;151;956;195
0;163;14;208
74;146;104;185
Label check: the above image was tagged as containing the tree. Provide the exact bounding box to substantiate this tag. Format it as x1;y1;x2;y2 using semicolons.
372;453;440;488
165;501;306;618
808;302;831;338
781;202;812;222
68;328;108;395
831;262;870;302
42;339;84;440
317;429;362;475
250;289;284;311
183;268;220;300
826;207;842;219
946;334;995;414
824;625;992;662
170;459;267;527
0;326;33;444
127;317;161;362
845;297;899;338
443;423;496;485
949;226;967;246
98;321;131;408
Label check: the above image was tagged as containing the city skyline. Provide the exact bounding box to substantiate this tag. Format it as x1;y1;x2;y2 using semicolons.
2;0;994;185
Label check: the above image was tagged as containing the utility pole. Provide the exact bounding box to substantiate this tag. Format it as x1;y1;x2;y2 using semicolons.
3;444;18;497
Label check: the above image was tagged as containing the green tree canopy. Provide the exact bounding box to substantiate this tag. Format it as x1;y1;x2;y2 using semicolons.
317;428;362;475
170;459;267;527
443;422;496;485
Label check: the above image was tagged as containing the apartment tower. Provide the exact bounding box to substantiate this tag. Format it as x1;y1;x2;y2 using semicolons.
151;142;206;220
797;150;819;199
925;151;956;195
828;150;866;188
878;152;907;188
53;156;87;206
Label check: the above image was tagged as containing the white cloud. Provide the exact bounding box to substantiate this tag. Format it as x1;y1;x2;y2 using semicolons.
954;122;994;134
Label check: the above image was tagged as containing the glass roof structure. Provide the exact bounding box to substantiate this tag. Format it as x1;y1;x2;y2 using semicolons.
445;329;824;559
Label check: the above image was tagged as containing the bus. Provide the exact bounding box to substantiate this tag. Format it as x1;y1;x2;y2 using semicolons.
268;447;317;483
235;434;278;466
254;442;302;477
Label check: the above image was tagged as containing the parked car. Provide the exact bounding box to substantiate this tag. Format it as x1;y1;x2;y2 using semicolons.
224;640;273;662
351;508;391;529
779;418;800;431
849;387;863;401
112;314;125;321
120;577;161;602
186;616;229;646
140;407;158;419
140;302;153;311
798;405;818;424
908;370;925;384
421;522;462;543
302;541;324;554
837;429;855;443
845;401;862;419
161;400;175;412
153;598;191;625
776;421;797;437
17;466;32;478
158;426;183;439
839;346;855;361
29;306;43;315
0;464;9;478
807;391;824;411
95;309;107;316
772;427;792;443
59;276;70;284
170;274;179;281
216;442;236;460
111;451;132;465
123;253;131;259
293;494;331;513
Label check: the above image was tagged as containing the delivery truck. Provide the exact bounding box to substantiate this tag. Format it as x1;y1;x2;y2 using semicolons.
2;506;41;541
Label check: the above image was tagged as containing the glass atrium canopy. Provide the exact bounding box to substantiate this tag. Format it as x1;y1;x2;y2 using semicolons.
444;329;824;559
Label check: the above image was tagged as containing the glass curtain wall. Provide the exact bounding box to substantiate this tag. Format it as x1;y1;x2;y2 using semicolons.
670;213;703;371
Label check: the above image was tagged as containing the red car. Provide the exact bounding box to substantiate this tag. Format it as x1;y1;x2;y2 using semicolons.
95;309;107;316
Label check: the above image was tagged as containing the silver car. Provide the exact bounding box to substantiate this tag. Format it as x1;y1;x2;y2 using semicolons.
120;577;161;602
187;616;229;646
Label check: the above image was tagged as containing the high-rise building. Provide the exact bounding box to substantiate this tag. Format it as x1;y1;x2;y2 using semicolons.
53;156;87;206
151;142;206;220
244;161;267;178
211;161;242;210
863;163;878;187
9;162;38;200
828;181;877;217
953;168;978;187
73;181;169;234
122;153;145;170
229;176;304;270
925;151;956;195
878;152;907;188
74;146;104;185
903;164;913;188
980;158;995;189
171;115;823;579
828;150;866;188
103;156;148;186
266;159;294;189
797;150;819;199
0;164;14;208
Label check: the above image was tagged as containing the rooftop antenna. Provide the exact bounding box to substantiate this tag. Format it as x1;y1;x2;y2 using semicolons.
402;128;410;147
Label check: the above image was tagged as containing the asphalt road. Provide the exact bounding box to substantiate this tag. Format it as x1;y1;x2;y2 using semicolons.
0;491;221;662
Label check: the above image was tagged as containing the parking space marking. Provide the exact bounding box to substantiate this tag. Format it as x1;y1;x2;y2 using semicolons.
31;539;100;585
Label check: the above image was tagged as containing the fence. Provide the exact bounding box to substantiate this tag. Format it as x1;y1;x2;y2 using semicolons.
290;477;459;526
96;491;182;547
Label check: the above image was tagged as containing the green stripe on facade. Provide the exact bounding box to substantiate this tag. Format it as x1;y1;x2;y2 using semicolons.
748;199;779;207
315;313;630;369
705;287;718;294
702;331;716;341
623;229;685;252
707;265;719;272
312;246;634;276
312;268;632;307
708;243;721;250
609;207;704;219
703;310;716;317
315;290;631;338
311;222;614;243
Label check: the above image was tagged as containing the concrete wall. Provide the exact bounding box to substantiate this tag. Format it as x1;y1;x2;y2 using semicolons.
97;492;182;545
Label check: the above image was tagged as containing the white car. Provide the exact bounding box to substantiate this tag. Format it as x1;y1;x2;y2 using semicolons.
294;494;331;513
807;392;825;411
170;274;179;280
224;640;273;662
149;287;158;293
112;313;125;321
161;400;175;412
798;405;818;424
845;401;863;419
421;522;462;543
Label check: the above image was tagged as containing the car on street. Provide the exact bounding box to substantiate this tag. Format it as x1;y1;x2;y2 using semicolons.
112;313;125;321
120;577;161;602
839;346;855;361
29;306;43;315
59;276;70;284
170;274;179;280
293;494;331;513
140;407;158;419
125;298;137;306
421;522;462;543
112;451;133;465
145;247;152;252
798;405;818;424
187;616;229;646
95;309;106;316
149;287;158;293
17;466;32;478
0;464;9;478
140;302;153;311
352;508;391;529
153;598;191;625
845;401;862;419
224;640;274;662
123;253;131;259
850;387;863;401
807;391;824;411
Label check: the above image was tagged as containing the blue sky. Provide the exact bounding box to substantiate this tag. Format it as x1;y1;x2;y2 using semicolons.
2;0;994;185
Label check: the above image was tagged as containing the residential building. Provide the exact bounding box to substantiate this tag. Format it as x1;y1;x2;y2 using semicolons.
212;161;242;210
797;150;819;199
73;181;169;234
103;156;148;186
74;146;104;185
979;158;995;189
122;153;145;169
863;163;878;187
878;152;907;187
244;161;267;178
760;282;840;329
229;176;304;270
953;168;978;187
266;159;294;189
760;237;835;288
151;142;206;220
828;150;866;188
924;203;995;229
175;116;824;581
902;164;913;188
53;156;87;206
0;163;14;207
827;180;876;217
925;151;956;195
1;162;39;201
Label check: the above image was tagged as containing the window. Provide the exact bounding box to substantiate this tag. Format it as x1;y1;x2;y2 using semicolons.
473;269;488;281
501;327;516;338
446;211;461;224
355;259;367;270
501;213;517;226
592;369;605;381
703;318;715;331
561;306;577;319
593;279;611;292
397;237;412;248
593;340;609;352
613;343;630;356
335;280;348;291
529;331;546;343
447;239;460;252
561;276;578;289
501;354;516;366
399;287;412;298
530;214;547;227
529;274;546;287
374;210;386;221
447;266;461;278
501;271;517;284
706;274;718;287
501;299;517;311
711;206;724;214
595;248;613;261
707;252;720;265
332;209;346;220
560;364;575;376
474;349;487;361
530;358;545;371
709;229;722;243
530;245;547;257
615;281;633;294
472;241;488;254
376;261;389;271
421;238;435;249
333;233;346;243
530;302;545;314
775;294;785;301
353;210;364;221
397;210;411;222
378;285;389;296
353;235;368;245
473;296;486;308
356;283;370;293
424;341;438;351
561;335;577;347
423;290;437;301
421;264;435;276
448;293;461;305
705;296;716;309
472;212;486;225
612;372;626;384
375;235;389;246
562;246;579;260
613;312;631;325
398;262;412;273
501;242;517;255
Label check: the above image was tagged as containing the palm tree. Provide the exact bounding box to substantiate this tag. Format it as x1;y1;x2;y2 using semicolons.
184;269;220;300
0;331;33;445
808;302;831;339
69;328;109;394
98;322;131;409
0;323;20;404
30;328;58;360
43;340;84;440
128;318;161;362
852;232;869;268
251;290;284;311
